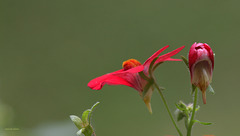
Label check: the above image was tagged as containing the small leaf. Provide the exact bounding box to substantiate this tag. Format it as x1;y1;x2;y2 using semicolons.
82;109;91;125
89;102;100;123
193;120;212;125
175;102;188;122
181;55;189;68
207;85;215;95
177;112;185;121
70;115;83;129
159;86;165;91
195;105;200;112
175;104;186;111
77;128;85;136
176;101;187;111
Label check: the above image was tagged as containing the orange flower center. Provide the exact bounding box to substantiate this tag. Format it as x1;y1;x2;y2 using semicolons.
122;59;142;71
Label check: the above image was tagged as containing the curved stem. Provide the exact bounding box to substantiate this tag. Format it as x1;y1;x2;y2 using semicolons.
187;88;198;136
153;81;183;136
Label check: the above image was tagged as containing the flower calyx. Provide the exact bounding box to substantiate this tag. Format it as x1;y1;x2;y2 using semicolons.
139;57;165;114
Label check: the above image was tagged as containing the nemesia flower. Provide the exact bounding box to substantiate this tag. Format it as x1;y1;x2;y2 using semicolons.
88;45;185;113
188;42;214;104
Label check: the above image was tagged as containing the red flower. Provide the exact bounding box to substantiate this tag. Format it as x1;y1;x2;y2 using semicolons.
188;42;214;104
88;45;185;113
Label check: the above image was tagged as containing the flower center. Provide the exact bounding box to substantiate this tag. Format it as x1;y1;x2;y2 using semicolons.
122;59;142;71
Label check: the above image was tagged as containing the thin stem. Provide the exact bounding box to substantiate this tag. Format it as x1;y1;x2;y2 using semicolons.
153;81;183;136
187;88;198;136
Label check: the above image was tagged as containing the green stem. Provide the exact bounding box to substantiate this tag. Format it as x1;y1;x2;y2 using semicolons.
187;88;198;136
153;82;183;136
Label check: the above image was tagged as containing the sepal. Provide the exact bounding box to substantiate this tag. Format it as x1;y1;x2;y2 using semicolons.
207;85;215;95
181;55;189;68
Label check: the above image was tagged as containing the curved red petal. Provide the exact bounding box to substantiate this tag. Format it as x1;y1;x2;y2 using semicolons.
164;58;182;61
88;65;144;90
203;43;214;69
115;65;144;74
188;42;199;71
143;45;169;67
88;72;133;90
155;46;185;64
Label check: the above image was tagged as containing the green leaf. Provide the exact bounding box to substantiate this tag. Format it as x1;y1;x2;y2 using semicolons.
195;105;200;111
159;86;165;91
70;115;83;129
207;85;215;95
177;112;185;121
176;101;188;112
82;109;91;125
89;102;100;123
181;55;189;68
175;103;186;111
193;120;212;125
195;105;200;112
175;102;188;122
77;128;84;136
71;102;99;136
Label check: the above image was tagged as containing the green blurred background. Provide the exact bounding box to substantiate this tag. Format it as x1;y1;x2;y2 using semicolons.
0;0;238;136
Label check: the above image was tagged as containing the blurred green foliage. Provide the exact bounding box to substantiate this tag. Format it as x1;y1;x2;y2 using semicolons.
0;0;239;135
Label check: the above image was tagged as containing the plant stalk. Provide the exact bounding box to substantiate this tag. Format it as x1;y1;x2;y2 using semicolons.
187;88;198;136
153;81;183;136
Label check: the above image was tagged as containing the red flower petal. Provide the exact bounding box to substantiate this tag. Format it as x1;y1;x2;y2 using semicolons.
88;73;133;90
164;58;182;61
155;46;185;64
88;65;144;90
143;45;169;67
115;65;144;74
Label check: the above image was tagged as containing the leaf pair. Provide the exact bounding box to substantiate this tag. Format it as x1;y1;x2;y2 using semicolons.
70;102;100;136
175;101;212;128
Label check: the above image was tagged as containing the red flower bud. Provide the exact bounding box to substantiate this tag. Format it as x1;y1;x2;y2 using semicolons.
188;42;214;104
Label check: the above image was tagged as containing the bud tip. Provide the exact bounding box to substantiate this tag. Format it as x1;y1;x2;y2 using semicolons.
145;102;152;114
202;91;207;104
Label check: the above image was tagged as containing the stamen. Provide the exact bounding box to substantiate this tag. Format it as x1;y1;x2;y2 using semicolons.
122;59;141;71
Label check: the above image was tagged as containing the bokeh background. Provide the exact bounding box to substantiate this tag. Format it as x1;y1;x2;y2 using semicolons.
0;0;238;136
